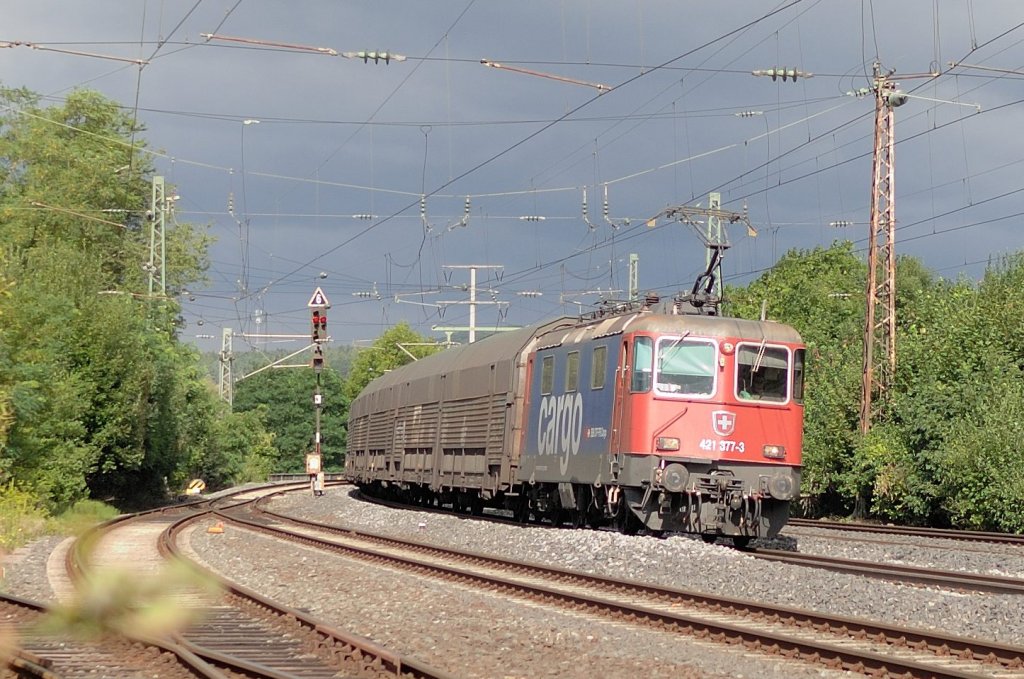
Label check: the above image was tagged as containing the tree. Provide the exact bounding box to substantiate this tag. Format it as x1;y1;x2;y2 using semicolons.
725;242;865;513
342;322;443;404
233;364;347;472
0;86;212;510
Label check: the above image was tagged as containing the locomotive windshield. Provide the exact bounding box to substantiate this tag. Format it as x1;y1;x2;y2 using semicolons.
654;337;716;397
736;343;790;403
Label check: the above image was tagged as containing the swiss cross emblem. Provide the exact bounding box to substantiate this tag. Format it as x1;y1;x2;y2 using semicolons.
712;410;736;437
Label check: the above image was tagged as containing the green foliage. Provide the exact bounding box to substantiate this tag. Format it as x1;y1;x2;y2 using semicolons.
50;499;120;537
0;86;217;511
726;242;866;510
843;424;933;523
342;322;442;403
936;361;1024;532
207;407;277;484
41;560;220;640
725;241;1024;530
234;366;346;472
0;482;49;550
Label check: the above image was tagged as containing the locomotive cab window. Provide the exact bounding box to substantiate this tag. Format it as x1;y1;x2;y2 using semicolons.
540;355;554;395
736;343;789;403
793;348;806;404
655;337;716;397
630;336;653;392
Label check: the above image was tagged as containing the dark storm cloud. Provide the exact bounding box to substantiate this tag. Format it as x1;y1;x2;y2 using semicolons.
5;1;1024;347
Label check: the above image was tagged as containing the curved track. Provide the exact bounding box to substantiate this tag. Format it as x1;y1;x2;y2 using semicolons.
232;493;1024;679
41;484;451;679
359;487;1024;595
2;590;220;678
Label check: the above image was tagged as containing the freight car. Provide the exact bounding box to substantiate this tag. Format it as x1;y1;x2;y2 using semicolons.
345;294;804;543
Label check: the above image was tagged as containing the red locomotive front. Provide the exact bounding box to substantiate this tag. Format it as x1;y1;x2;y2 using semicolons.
608;316;804;541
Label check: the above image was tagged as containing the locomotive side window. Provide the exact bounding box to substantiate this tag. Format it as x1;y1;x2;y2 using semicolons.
736;343;789;403
540;355;554;395
591;345;607;390
793;348;806;404
566;351;580;392
630;336;653;392
655;338;716;396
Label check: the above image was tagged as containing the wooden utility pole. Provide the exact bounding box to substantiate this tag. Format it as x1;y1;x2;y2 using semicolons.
860;63;906;434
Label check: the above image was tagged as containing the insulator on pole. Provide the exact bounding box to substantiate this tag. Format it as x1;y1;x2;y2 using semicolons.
752;67;813;81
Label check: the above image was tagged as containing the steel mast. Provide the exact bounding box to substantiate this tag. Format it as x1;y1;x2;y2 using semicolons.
859;63;906;434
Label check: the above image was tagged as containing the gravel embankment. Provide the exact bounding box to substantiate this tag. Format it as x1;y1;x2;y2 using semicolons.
5;488;1023;678
258;488;1024;647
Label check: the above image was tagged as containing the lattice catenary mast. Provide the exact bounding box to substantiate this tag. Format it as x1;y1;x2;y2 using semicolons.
859;63;906;435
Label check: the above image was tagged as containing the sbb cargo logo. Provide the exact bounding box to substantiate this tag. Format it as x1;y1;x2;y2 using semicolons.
537;392;584;475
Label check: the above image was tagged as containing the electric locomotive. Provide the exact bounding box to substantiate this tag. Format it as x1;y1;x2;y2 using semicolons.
345;292;805;543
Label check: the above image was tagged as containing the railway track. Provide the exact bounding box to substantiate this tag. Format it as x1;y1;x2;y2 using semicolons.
358;487;1024;596
218;494;1024;679
788;518;1024;546
1;590;220;678
749;548;1024;595
8;483;451;679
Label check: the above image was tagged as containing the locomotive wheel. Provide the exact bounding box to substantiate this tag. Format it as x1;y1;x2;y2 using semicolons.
615;501;641;535
547;508;568;527
579;487;606;529
569;486;587;528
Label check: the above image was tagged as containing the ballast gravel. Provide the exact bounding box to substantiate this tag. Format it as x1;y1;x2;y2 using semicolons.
5;487;1024;678
263;488;1024;648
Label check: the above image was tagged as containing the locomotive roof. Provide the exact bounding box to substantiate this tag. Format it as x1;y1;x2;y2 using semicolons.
530;309;802;348
619;312;802;343
356;310;800;397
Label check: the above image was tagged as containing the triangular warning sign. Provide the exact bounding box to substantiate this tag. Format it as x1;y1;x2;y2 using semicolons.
307;286;330;308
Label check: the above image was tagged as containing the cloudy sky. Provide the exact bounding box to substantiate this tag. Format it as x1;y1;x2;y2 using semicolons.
6;1;1024;353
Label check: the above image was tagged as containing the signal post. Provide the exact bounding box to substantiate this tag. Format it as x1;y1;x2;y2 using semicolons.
307;286;329;496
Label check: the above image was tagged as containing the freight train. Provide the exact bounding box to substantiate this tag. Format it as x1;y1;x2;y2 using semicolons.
344;293;804;544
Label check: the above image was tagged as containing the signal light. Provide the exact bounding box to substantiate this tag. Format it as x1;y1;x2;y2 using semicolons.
312;310;327;343
311;344;325;373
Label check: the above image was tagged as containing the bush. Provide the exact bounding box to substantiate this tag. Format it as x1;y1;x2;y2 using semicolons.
0;485;122;553
939;377;1024;532
0;482;50;550
51;499;120;537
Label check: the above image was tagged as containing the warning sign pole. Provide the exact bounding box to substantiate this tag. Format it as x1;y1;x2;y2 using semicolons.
307;287;330;496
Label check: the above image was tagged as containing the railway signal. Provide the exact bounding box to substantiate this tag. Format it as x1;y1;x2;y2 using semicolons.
311;344;325;373
308;286;330;344
311;310;327;343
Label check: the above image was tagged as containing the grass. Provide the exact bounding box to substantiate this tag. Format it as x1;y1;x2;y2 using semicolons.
0;485;120;552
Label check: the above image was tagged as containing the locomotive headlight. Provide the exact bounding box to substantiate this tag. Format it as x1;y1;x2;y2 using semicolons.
762;444;786;459
656;437;680;451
